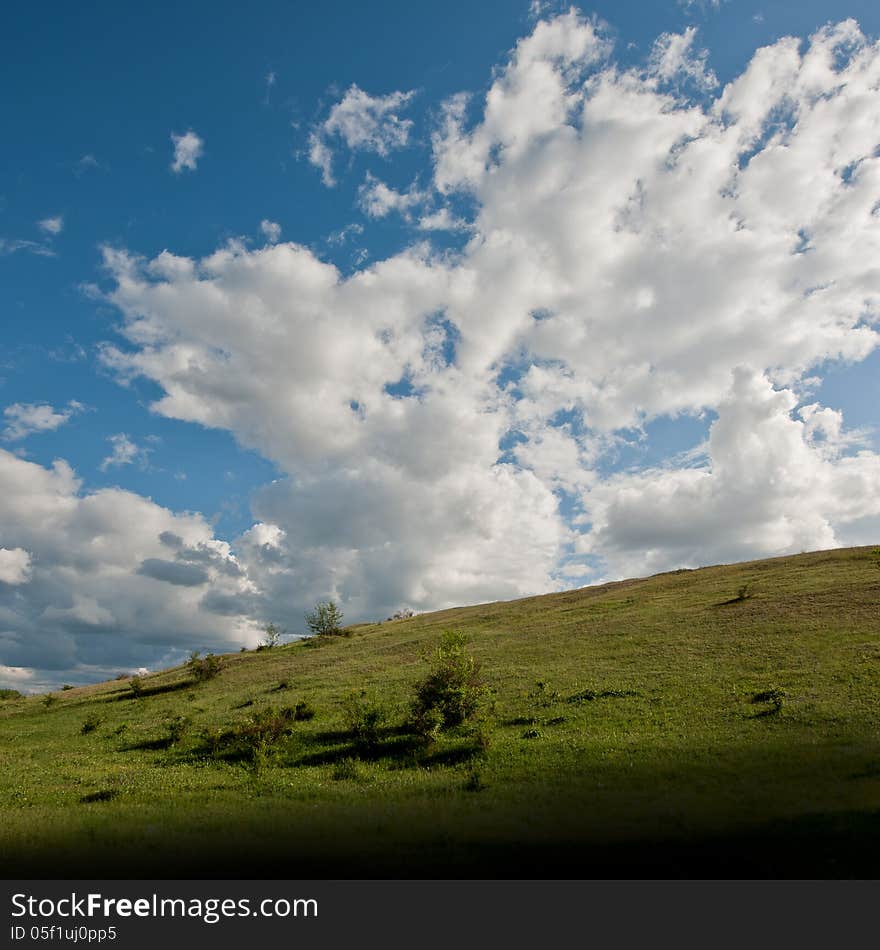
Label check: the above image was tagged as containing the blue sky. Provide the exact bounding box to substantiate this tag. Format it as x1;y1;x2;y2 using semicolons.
2;0;880;689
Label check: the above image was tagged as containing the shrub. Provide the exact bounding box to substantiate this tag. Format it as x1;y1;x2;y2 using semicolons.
529;680;561;707
0;688;22;701
129;676;144;697
293;700;315;721
203;706;296;766
342;691;386;752
305;600;344;637
42;694;57;708
61;684;74;691
80;714;103;735
188;651;224;683
392;608;415;621
410;632;486;737
235;705;296;750
201;726;225;757
463;766;486;792
332;758;362;782
165;715;191;745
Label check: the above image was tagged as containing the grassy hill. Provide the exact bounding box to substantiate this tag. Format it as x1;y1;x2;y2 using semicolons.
2;545;879;878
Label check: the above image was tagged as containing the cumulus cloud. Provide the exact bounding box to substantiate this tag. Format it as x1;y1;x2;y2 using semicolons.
37;216;64;235
2;401;83;441
309;85;415;186
358;173;425;219
260;219;282;243
95;14;880;619
0;548;32;585
0;449;263;688
99;433;150;471
7;10;878;687
581;370;880;579
170;130;204;173
137;558;210;587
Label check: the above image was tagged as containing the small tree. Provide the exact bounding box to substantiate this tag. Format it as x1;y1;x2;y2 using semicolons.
262;622;282;648
305;600;344;637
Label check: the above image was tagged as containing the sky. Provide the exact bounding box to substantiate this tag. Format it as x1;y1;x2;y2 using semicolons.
2;0;879;691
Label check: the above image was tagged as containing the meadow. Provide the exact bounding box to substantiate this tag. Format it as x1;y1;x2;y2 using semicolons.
1;545;879;878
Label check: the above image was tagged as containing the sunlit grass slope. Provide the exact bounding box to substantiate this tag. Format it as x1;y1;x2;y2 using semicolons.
1;545;879;878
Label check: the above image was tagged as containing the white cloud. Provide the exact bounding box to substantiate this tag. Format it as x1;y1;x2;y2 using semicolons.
358;173;425;219
0;238;55;258
326;222;363;245
2;401;83;441
432;11;611;192
0;548;32;585
37;216;64;235
170;130;204;174
99;433;150;471
648;27;718;91
417;208;469;232
678;0;723;11
260;219;282;243
0;449;263;687
309;85;415;186
0;664;33;686
581;371;880;578
74;154;102;176
0;10;864;687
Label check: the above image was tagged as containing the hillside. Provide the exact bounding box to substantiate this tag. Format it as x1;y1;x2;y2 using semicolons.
2;545;879;878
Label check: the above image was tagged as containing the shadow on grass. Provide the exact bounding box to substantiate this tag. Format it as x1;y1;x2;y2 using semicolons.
105;680;195;703
79;789;121;804
184;720;486;771
120;736;176;752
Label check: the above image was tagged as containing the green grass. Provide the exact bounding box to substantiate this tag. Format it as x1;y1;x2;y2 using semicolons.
2;545;880;878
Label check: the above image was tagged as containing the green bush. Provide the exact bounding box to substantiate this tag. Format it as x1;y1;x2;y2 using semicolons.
410;632;486;737
129;676;144;697
201;726;225;757
529;680;561;707
293;700;316;721
187;651;224;683
165;715;190;745
0;688;22;701
233;705;296;759
342;691;386;752
332;758;363;782
80;714;103;735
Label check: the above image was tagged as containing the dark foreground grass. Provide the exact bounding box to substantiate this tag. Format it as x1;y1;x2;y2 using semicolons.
1;545;879;878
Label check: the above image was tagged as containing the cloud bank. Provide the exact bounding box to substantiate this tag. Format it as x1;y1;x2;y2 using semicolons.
4;12;880;688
